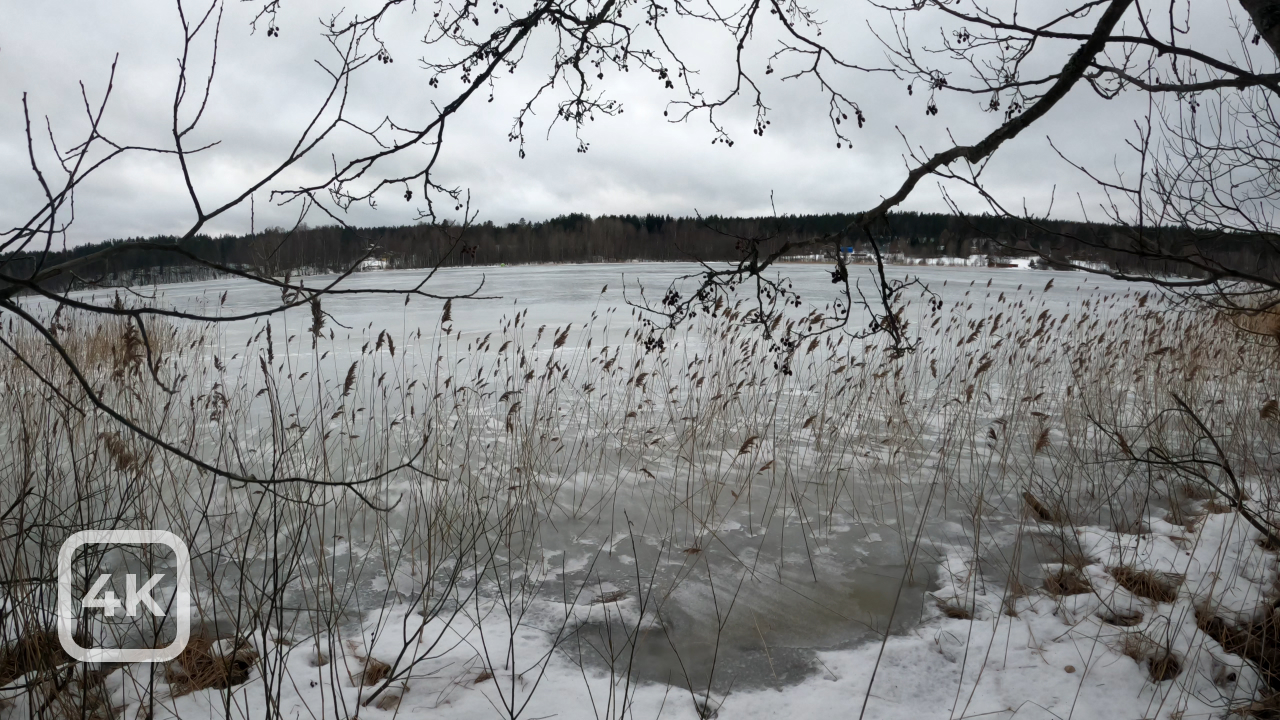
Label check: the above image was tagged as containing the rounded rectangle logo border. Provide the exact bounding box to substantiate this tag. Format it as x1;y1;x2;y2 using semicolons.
57;530;191;663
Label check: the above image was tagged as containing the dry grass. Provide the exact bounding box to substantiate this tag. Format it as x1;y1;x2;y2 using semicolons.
0;632;112;720
1118;634;1147;662
37;668;116;720
0;630;75;687
352;657;392;687
164;635;258;697
1023;491;1066;524
6;308;188;377
1109;566;1183;603
591;590;629;605
1001;579;1031;617
1234;693;1280;718
1197;604;1280;691
935;600;975;620
1179;482;1216;501
1119;633;1182;682
1043;567;1093;596
1228;303;1280;341
1148;652;1183;682
1097;608;1145;627
1206;499;1238;514
1051;544;1096;571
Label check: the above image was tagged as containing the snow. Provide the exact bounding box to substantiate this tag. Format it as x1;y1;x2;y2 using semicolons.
5;511;1272;720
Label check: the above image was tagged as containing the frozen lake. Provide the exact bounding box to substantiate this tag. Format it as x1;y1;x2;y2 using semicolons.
63;260;1126;345
25;261;1146;692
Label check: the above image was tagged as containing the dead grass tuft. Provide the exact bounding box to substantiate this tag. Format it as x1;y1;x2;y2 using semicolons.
1168;512;1204;534
1043;567;1093;596
100;431;141;474
1197;604;1280;690
1206;499;1238;514
591;589;628;605
1098;608;1144;627
37;668;116;720
1002;579;1031;617
1119;633;1182;682
59;313;181;370
353;656;392;687
1235;693;1280;718
1023;491;1067;524
1148;652;1183;682
935;600;974;620
1109;566;1182;603
1057;549;1096;570
1180;481;1216;501
1119;633;1148;663
0;629;76;686
1229;304;1280;341
164;634;258;696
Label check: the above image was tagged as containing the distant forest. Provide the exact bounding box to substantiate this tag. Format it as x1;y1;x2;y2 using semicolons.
2;211;1272;292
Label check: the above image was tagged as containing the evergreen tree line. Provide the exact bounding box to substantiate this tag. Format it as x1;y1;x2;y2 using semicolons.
1;211;1272;293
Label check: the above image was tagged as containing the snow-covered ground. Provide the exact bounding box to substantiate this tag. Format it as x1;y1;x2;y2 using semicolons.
11;509;1270;720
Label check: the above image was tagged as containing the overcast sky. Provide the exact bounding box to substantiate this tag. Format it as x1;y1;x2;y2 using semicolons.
0;0;1261;246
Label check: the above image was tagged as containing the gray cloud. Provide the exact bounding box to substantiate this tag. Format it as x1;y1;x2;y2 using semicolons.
0;1;1258;245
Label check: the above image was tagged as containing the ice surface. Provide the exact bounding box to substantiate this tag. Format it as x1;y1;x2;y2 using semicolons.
9;261;1271;720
